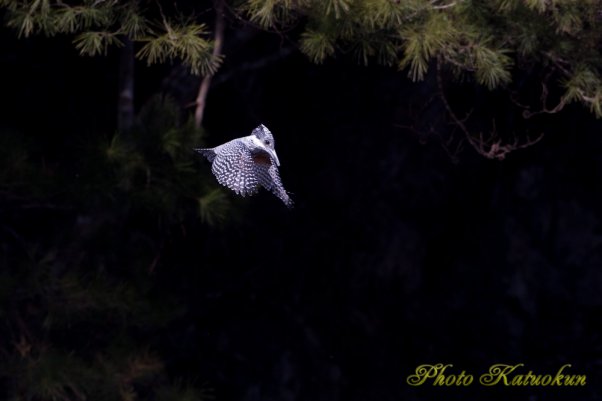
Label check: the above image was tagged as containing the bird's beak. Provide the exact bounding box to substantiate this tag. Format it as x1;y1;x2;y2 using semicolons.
267;149;281;166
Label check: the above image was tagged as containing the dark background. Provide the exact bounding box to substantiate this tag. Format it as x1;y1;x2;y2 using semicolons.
2;19;602;401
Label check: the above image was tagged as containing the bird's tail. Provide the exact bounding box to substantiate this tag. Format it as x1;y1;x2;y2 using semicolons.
278;190;294;209
194;148;216;162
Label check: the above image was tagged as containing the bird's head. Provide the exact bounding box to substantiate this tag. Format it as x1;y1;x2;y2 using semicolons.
250;124;280;166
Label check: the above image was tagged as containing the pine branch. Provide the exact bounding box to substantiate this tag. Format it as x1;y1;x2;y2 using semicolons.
198;188;230;226
73;31;123;56
244;0;299;28
300;29;336;64
325;0;351;19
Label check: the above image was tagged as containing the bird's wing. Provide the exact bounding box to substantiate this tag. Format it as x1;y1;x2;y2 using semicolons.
253;152;293;208
211;146;260;196
194;148;216;162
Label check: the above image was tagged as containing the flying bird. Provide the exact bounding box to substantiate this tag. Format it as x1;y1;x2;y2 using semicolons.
195;124;293;207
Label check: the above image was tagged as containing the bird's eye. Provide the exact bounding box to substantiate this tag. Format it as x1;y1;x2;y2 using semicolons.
265;140;271;145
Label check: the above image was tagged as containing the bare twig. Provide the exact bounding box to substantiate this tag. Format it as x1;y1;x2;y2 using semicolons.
432;2;457;10
194;0;225;128
437;59;544;160
522;52;602;117
514;69;567;119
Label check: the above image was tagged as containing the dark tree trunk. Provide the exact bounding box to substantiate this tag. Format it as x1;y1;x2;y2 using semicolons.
118;37;135;132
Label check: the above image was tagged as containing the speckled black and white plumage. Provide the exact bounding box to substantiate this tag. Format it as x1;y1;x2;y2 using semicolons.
195;124;293;207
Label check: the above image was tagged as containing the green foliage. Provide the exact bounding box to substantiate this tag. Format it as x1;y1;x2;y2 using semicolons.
198;189;230;226
4;0;602;115
472;42;513;89
9;339;170;401
399;12;457;81
299;30;336;63
2;0;114;37
1;239;210;400
239;0;602;117
17;350;91;401
102;95;233;221
563;66;602;117
324;0;351;19
6;0;602;115
1;0;219;75
0;96;232;400
137;22;219;75
74;31;124;56
243;0;304;28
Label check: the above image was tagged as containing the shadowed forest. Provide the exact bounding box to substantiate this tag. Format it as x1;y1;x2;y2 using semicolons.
1;1;602;401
